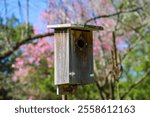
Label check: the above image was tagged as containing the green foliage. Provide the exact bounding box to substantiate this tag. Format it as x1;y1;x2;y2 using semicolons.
128;75;150;100
11;58;60;100
0;15;34;99
120;26;150;99
69;84;100;100
0;73;14;100
0;15;33;44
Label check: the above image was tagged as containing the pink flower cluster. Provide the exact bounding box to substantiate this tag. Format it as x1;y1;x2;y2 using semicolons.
12;37;54;81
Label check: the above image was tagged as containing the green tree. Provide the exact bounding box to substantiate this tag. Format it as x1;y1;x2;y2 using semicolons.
0;15;33;99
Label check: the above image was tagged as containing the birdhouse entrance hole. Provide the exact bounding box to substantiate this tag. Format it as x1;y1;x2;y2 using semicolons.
77;39;85;48
76;37;86;50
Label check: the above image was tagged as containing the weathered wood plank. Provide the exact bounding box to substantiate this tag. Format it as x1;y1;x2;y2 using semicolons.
47;24;103;31
54;29;69;85
69;29;94;84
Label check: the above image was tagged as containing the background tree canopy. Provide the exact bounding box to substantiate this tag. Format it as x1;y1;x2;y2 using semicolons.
0;0;150;100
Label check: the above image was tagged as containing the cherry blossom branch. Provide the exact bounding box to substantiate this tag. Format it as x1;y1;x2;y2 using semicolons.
85;7;143;24
0;32;54;60
120;69;150;99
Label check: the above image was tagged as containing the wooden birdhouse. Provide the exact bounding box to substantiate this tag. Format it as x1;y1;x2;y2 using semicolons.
47;24;103;94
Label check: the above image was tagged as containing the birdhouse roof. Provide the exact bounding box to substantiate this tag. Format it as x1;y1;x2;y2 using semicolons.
47;24;103;31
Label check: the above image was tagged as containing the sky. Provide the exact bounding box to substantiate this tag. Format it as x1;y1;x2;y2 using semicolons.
0;0;47;27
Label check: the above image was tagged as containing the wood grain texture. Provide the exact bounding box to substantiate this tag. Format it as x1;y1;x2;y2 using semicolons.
69;29;94;84
54;29;69;85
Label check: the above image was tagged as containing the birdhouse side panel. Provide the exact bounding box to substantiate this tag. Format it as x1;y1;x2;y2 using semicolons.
54;29;70;85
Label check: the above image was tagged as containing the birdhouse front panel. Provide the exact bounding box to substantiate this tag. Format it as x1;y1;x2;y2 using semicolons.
69;29;94;84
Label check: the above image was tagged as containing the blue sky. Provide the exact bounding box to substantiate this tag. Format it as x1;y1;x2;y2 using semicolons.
0;0;47;26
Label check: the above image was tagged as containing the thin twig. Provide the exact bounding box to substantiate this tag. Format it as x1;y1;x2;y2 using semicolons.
112;32;118;68
85;7;143;24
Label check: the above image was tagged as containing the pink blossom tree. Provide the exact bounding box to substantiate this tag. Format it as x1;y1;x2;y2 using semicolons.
10;0;150;99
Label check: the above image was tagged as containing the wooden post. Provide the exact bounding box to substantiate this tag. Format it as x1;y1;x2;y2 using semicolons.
62;95;67;100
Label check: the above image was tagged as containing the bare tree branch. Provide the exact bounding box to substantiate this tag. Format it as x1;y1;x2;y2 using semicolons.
119;20;148;61
0;32;54;60
85;7;143;25
95;81;106;100
121;69;150;99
